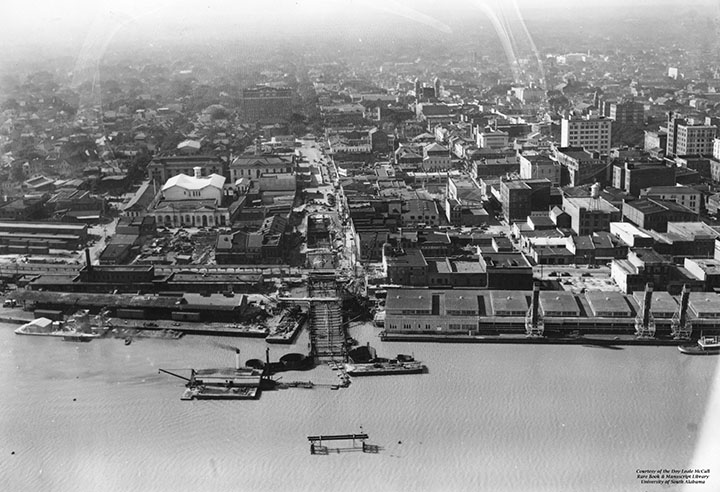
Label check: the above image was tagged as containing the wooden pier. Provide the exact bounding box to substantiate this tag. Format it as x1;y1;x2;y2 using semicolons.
307;433;380;454
305;274;347;361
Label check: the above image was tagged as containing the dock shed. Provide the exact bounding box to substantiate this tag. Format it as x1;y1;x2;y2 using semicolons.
489;291;529;316
688;292;720;319
539;291;580;317
585;291;633;317
631;291;678;318
445;292;480;316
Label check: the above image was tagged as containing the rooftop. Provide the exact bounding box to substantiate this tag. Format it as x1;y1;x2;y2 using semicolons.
666;222;718;239
386;291;432;312
610;222;652;239
689;292;720;316
631;290;678;317
0;221;87;232
445;292;479;313
685;258;720;275
386;248;427;267
151;155;222;164
452;261;484;273
564;197;619;213
539;291;580;316
642;185;699;195
162;173;225;191
585;291;633;317
231;155;292;167
482;252;531;268
489;291;529;315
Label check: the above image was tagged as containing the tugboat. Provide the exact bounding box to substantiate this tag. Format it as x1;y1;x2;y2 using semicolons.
678;336;720;355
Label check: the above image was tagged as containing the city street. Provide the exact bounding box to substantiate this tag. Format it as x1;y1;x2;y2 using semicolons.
296;138;362;291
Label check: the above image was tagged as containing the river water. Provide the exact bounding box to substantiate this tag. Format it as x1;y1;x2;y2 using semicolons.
1;322;718;492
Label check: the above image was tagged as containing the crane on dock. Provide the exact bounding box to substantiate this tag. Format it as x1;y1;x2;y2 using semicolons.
671;285;692;340
634;283;656;338
525;283;544;337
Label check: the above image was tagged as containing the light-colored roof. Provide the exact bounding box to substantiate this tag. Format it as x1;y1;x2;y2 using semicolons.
445;292;478;313
610;222;652;238
689;292;720;316
539;291;580;316
643;186;699;195
177;139;201;150
424;142;448;153
489;291;528;315
162;173;225;191
631;291;678;317
564;196;619;213
585;291;632;317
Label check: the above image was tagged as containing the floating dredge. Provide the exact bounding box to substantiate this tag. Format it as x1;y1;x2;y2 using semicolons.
159;348;318;400
159;349;266;400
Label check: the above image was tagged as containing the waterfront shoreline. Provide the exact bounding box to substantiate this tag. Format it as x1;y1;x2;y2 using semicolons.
380;332;688;346
0;316;33;325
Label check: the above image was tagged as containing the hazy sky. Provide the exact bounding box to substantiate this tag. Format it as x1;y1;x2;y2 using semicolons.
1;0;717;49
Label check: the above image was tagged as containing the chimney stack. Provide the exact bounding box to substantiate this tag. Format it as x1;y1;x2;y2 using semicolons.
85;248;93;271
235;348;241;371
193;166;202;179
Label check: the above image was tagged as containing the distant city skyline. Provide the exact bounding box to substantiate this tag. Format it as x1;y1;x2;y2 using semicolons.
2;0;718;49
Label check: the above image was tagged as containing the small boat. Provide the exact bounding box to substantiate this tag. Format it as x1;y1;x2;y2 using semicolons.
124;338;132;345
678;336;720;355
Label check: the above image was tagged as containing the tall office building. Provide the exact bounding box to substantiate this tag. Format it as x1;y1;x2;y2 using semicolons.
560;115;612;154
666;112;685;157
239;85;293;123
674;123;717;156
607;101;644;126
713;138;720;161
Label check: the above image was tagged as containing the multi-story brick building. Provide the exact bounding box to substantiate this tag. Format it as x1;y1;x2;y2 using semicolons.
612;159;675;197
640;185;701;214
239;86;293;123
562;196;621;235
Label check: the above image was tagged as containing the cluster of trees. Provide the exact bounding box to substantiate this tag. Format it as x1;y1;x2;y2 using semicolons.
611;122;645;148
546;90;570;113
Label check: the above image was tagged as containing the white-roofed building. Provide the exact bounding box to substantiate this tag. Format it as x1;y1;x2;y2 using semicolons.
152;167;235;228
176;139;202;154
162;172;225;202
